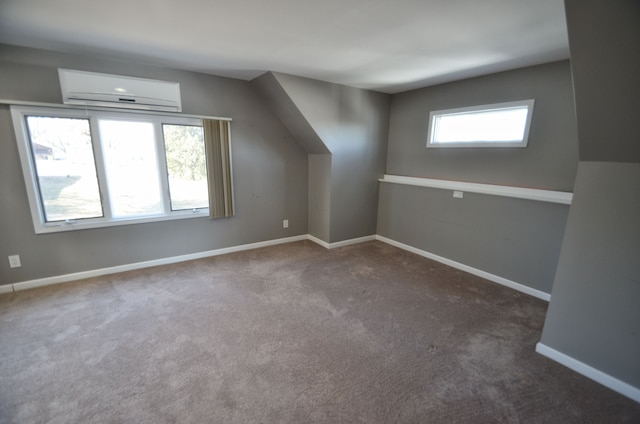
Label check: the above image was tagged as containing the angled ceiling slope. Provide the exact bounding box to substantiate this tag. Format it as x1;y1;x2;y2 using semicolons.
252;73;329;154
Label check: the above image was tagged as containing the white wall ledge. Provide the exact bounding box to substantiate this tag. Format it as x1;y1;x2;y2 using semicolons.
379;174;573;205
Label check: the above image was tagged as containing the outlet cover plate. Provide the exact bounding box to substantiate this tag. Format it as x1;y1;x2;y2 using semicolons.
8;255;21;268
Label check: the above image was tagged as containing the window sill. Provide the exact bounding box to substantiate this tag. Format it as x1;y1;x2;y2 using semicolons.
34;209;209;234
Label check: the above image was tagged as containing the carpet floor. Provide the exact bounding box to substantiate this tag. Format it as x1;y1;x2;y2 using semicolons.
1;240;638;423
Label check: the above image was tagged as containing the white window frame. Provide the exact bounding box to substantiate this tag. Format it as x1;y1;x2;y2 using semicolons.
427;99;535;148
11;105;210;234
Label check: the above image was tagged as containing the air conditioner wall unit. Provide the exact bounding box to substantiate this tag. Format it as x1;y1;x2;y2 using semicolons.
58;69;182;112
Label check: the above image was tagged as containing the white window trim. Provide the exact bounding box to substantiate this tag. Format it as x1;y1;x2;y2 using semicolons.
427;99;535;148
11;105;214;234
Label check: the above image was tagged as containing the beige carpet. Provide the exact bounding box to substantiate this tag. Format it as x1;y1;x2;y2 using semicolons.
1;240;638;423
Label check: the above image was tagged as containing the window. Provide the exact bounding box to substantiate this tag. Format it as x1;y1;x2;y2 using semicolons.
11;105;217;233
162;124;208;211
427;100;534;148
25;115;103;222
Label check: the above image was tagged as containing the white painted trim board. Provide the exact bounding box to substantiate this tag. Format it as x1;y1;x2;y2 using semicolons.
536;343;640;403
9;235;307;292
5;234;373;292
307;234;376;249
3;233;548;303
0;284;14;294
375;235;551;301
380;174;573;205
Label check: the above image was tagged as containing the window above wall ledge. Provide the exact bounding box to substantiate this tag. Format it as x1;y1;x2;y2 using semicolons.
427;100;535;148
10;104;233;234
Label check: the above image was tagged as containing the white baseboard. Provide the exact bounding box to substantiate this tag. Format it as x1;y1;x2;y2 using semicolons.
307;234;377;249
307;234;331;249
4;233;548;304
375;235;551;301
0;284;14;294
330;235;377;248
536;342;640;403
6;234;379;293
10;235;308;292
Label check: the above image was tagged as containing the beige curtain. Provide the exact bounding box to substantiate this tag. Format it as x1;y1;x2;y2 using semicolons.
203;119;234;219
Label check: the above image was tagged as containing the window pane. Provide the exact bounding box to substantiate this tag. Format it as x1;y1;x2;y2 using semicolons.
99;120;162;217
162;124;208;210
434;107;529;143
428;100;534;148
26;116;103;222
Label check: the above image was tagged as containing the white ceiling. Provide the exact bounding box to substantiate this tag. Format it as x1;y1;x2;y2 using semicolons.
0;0;569;94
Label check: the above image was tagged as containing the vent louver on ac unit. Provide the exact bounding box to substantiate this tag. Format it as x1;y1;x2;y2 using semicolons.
58;69;182;112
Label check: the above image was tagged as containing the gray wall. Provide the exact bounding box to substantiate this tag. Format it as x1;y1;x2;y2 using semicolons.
378;61;579;294
251;73;328;154
386;60;578;191
308;154;332;241
542;162;640;385
260;73;390;243
564;1;640;163
540;0;640;391
378;184;570;293
0;44;309;285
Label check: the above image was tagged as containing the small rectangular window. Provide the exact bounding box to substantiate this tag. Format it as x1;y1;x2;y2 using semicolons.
427;100;534;148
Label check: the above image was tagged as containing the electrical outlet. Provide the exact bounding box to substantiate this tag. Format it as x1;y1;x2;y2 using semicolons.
283;219;289;229
453;191;464;199
8;255;21;268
